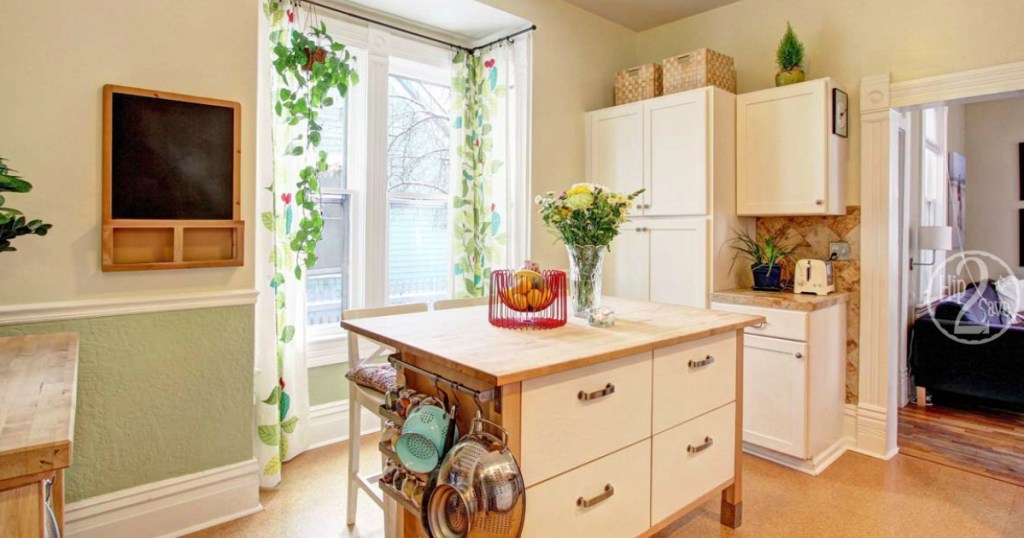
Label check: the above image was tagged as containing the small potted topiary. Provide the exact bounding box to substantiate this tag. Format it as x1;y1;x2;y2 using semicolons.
728;228;796;291
775;22;806;86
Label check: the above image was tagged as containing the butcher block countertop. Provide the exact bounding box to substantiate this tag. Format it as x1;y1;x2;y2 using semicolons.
712;288;850;312
342;297;762;386
0;333;79;482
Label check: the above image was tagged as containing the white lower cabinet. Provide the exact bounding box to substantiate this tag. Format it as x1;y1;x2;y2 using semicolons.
742;335;808;457
523;440;651;538
712;300;847;474
605;218;708;308
651;403;736;524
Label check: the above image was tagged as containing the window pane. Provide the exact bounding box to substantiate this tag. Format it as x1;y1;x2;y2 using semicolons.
387;75;452;196
307;194;351;327
319;95;349;190
388;197;450;305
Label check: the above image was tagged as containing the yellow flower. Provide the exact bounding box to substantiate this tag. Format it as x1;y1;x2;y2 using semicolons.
560;208;571;217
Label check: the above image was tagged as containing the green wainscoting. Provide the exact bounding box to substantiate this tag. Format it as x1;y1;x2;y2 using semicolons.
308;363;349;406
0;306;254;502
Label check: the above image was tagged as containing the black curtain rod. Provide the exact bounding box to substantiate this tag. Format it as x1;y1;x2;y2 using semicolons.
301;0;536;54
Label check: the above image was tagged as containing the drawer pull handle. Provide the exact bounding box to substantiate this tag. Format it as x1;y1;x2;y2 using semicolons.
751;321;767;329
687;436;714;454
577;484;614;508
578;383;615;401
688;355;715;368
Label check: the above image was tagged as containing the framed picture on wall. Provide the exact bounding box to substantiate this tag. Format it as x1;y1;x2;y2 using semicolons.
833;88;849;138
1019;142;1023;200
1020;209;1024;267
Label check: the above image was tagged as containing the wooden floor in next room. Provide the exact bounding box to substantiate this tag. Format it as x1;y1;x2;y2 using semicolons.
899;399;1024;488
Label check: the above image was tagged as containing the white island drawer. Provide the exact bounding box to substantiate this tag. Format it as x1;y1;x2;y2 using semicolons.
520;352;652;486
711;302;807;341
651;402;736;524
653;332;736;433
523;440;651;538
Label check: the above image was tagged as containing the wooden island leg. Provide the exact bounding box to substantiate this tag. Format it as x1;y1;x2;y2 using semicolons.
722;330;744;529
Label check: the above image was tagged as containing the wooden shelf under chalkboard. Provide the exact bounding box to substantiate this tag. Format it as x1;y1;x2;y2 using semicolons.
101;84;244;272
102;220;244;271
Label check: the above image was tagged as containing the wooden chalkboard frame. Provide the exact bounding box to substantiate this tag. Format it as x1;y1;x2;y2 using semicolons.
102;85;244;271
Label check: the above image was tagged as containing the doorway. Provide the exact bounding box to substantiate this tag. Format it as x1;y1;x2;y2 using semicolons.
888;92;1024;487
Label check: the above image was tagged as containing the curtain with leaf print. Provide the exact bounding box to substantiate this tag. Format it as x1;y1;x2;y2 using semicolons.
255;5;311;489
451;45;514;297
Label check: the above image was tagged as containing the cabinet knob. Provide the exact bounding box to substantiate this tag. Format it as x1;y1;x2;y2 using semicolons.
636;203;643;210
643;203;651;209
815;199;824;206
795;352;803;359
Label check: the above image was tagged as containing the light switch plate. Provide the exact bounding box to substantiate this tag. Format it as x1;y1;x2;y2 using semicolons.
829;242;851;260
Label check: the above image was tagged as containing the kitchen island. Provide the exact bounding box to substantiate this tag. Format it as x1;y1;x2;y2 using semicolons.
342;297;762;537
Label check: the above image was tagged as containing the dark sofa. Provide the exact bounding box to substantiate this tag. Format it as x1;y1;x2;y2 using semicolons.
909;280;1024;408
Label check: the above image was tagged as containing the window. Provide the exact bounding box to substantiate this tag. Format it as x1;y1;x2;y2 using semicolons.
918;106;948;299
306;61;358;331
300;20;530;355
386;72;453;305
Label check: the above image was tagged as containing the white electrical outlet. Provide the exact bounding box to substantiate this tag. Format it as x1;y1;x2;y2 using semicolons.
829;242;851;260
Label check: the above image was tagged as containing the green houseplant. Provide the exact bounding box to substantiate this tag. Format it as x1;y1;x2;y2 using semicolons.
266;4;358;279
775;22;806;86
0;156;51;252
728;228;796;291
536;183;643;316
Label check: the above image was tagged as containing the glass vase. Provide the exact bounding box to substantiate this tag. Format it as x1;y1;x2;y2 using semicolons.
566;244;606;318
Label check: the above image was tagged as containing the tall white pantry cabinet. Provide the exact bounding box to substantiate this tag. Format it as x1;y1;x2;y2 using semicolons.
586;86;751;308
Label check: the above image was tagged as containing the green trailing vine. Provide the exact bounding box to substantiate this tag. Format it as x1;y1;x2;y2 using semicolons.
266;2;358;279
0;156;51;253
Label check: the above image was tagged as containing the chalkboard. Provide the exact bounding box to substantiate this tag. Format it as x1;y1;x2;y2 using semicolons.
110;92;236;220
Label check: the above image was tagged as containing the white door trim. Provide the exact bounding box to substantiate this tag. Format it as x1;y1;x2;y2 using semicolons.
858;59;1024;459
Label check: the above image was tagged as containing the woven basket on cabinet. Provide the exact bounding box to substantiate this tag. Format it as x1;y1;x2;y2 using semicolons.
614;63;663;105
662;48;736;94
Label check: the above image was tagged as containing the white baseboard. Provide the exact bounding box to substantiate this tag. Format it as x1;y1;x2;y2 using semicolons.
850;403;900;460
743;436;850;476
307;400;382;450
65;459;261;538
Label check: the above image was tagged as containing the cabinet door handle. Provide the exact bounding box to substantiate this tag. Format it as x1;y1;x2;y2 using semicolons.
688;355;715;368
687;436;714;454
578;383;615;401
795;352;803;359
577;484;614;508
636;203;643;210
815;199;824;205
751;321;767;329
643;203;651;209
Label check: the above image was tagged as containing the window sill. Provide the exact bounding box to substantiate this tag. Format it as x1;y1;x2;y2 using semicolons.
307;333;348;368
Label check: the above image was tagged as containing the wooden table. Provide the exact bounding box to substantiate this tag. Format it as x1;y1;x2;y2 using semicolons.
343;297;762;537
0;333;79;538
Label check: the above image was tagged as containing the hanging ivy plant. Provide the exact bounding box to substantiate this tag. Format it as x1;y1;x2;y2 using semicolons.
266;1;358;278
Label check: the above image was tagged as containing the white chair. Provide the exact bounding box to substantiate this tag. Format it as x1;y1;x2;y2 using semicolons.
343;303;428;529
433;296;489;310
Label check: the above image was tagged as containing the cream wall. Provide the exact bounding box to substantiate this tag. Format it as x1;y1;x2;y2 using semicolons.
636;0;1024;207
964;97;1024;278
0;0;257;305
480;0;638;267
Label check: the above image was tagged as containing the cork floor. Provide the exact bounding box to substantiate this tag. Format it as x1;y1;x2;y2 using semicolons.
190;435;1024;538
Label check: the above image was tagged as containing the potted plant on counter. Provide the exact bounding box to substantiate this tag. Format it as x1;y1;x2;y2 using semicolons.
775;22;806;86
728;228;796;291
536;183;643;317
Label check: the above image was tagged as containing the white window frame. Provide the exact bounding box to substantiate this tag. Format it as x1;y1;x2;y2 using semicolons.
917;106;948;301
307;20;456;366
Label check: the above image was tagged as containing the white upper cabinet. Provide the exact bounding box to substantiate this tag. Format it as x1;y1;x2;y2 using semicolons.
586;102;643;199
586;88;714;217
644;92;708;216
736;78;847;216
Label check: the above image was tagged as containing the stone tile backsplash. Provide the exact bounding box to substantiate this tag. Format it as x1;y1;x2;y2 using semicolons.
756;207;861;403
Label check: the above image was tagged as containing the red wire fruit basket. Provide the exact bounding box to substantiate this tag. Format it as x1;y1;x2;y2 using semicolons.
489;269;567;330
